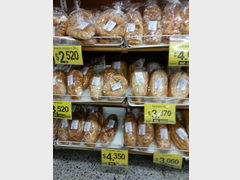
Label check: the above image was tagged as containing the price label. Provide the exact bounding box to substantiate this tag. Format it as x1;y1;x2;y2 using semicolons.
53;101;72;119
101;149;128;167
53;45;83;65
169;35;189;67
153;153;183;169
144;103;176;124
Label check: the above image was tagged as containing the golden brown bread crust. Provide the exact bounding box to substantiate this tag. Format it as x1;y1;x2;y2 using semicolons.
111;61;127;78
78;38;98;45
55;20;68;36
180;2;189;34
68;115;85;142
81;65;94;90
103;68;117;80
53;119;59;140
155;124;171;149
124;113;137;147
57;120;70;144
67;69;83;100
89;75;104;100
53;71;67;95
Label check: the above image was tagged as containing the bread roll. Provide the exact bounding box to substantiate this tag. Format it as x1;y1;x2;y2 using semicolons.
67;69;83;100
89;75;103;100
81;65;94;90
99;114;118;144
68;115;85;142
82;114;102;147
53;71;67;95
180;2;189;34
124;113;137;147
146;62;161;74
131;68;149;102
169;71;189;103
155;124;171;149
111;61;127;78
66;9;95;40
53;119;59;140
137;115;154;147
57;119;70;144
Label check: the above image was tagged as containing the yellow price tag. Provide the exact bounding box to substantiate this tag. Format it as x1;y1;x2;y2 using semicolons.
101;149;128;167
144;103;176;124
53;101;72;120
169;35;189;66
53;45;83;65
153;153;183;169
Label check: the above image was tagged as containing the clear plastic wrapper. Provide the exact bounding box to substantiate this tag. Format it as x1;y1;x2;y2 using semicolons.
89;74;104;100
53;7;68;36
85;106;104;125
146;61;161;74
111;61;127;77
93;56;106;74
155;124;171;149
103;67;117;80
81;65;94;89
180;1;189;34
68;114;85;142
123;112;137;147
53;71;67;95
78;38;98;45
57;119;70;144
67;69;84;100
128;58;145;85
143;0;162;45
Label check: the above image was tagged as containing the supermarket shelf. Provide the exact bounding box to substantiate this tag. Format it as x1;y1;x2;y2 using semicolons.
72;101;129;107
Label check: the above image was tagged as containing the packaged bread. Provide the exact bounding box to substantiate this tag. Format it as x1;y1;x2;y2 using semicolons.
86;106;104;125
143;0;162;45
169;71;189;103
124;3;143;45
180;1;189;34
103;73;128;100
155;124;171;149
57;119;70;144
99;114;118;144
53;71;67;95
67;69;83;100
95;2;126;37
128;58;145;85
68;114;85;142
111;61;127;77
103;67;117;80
124;112;137;147
137;115;154;147
131;68;149;102
81;65;94;89
146;62;161;74
53;119;59;140
169;122;189;153
162;0;182;43
53;8;68;36
89;74;104;100
82;114;102;147
66;9;95;40
148;69;168;100
79;38;97;45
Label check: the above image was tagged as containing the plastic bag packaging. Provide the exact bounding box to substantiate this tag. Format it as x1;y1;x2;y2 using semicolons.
124;2;143;45
123;112;137;147
162;0;182;43
169;71;189;103
103;67;117;80
82;114;102;147
143;0;162;45
130;68;149;102
81;65;94;89
137;115;154;147
67;69;84;99
180;1;189;34
99;114;118;144
148;69;168;100
53;7;68;36
146;61;161;74
53;71;67;95
93;56;106;74
111;61;127;77
57;119;70;144
89;74;104;100
86;106;104;125
155;124;171;149
96;2;126;37
128;58;145;85
68;114;85;142
79;38;98;45
53;119;59;140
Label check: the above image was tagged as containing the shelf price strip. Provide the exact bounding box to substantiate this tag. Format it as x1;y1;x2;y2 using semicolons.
53;45;83;65
153;153;183;169
53;101;72;120
101;149;128;167
169;35;189;66
144;103;176;124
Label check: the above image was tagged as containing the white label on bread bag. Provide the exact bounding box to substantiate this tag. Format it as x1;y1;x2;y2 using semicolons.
70;120;79;130
113;61;120;69
92;77;101;86
138;124;146;135
107;120;115;128
177;79;188;90
53;76;57;85
82;67;89;75
111;81;122;91
83;122;91;132
148;21;157;31
61;119;68;128
135;72;144;84
176;128;188;140
67;75;74;86
160;128;168;140
125;122;133;133
126;23;135;32
104;20;116;32
154;78;164;89
77;21;89;30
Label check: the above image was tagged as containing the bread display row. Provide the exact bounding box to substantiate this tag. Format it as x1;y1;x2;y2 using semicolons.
53;0;189;46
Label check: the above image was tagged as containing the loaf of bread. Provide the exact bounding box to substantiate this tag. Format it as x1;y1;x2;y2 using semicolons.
128;58;145;85
53;119;59;140
68;115;85;142
155;124;171;149
169;71;189;103
111;61;127;78
124;112;137;147
89;75;104;100
146;62;161;74
55;20;68;36
67;69;83;100
81;65;94;90
180;1;189;34
131;68;149;102
82;114;102;147
53;71;67;95
148;69;168;99
137;115;154;147
99;114;118;144
103;68;117;80
66;9;95;40
53;8;68;36
57;119;70;144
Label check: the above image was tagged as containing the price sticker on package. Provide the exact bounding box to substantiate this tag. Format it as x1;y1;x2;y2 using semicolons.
53;101;72;120
144;103;176;124
169;35;189;66
153;153;183;169
101;149;128;167
53;45;83;65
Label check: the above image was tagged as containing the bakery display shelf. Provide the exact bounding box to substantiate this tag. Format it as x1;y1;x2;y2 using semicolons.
71;100;129;107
